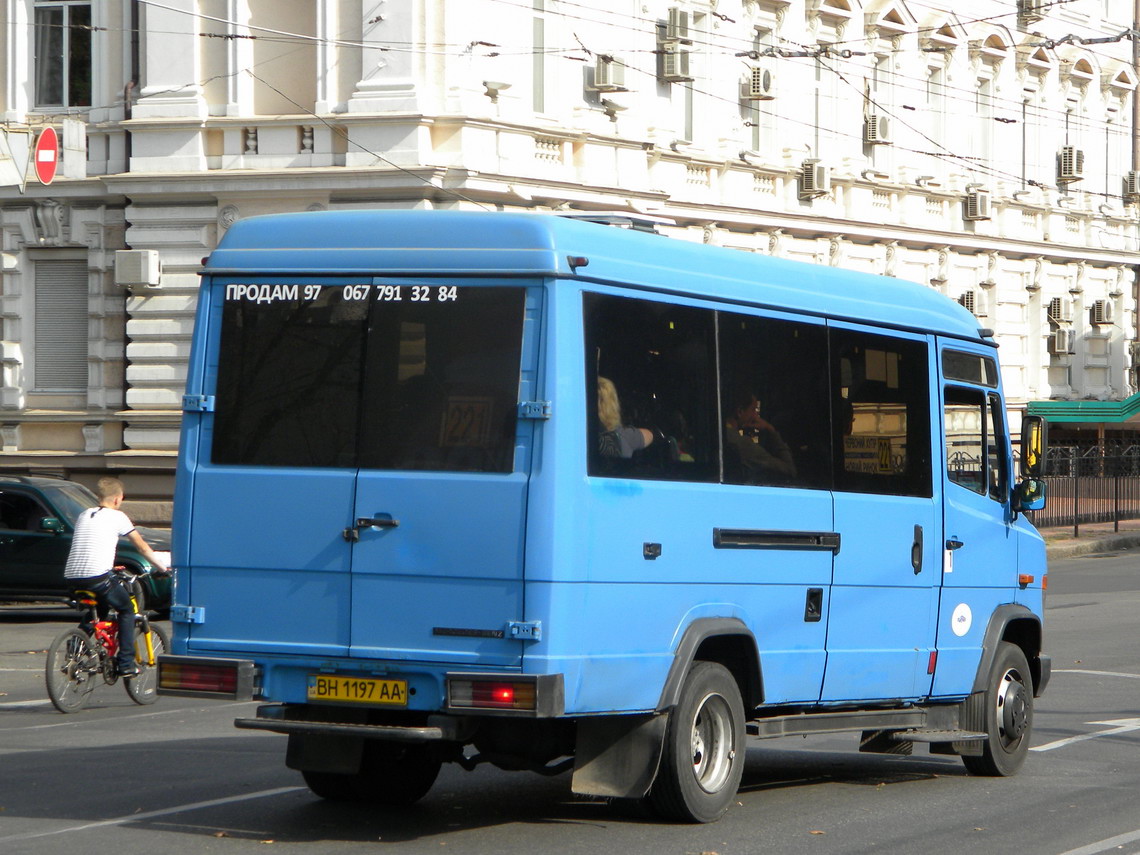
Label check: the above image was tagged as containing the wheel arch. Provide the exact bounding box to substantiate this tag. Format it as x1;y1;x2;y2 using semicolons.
972;605;1047;696
656;617;763;713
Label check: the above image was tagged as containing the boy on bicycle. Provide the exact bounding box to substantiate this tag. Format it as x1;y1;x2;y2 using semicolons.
63;477;169;677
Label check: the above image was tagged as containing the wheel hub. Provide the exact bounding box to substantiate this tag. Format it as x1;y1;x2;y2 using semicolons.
996;669;1029;744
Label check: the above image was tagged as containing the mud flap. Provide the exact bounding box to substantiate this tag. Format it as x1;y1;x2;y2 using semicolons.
571;713;669;799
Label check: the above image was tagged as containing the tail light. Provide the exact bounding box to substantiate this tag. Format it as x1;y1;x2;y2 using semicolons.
158;655;256;700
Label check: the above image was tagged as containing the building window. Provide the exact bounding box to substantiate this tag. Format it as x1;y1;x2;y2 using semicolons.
34;1;92;108
34;259;88;391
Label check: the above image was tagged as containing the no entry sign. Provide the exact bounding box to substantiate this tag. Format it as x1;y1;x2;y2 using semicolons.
33;127;59;185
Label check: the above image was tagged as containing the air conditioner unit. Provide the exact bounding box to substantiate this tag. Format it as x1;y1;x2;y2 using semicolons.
958;291;978;315
1057;146;1085;182
664;7;692;44
863;114;892;145
591;55;627;91
1048;328;1077;356
742;65;776;100
799;159;831;199
1125;170;1140;202
1047;296;1073;324
964;187;991;221
660;48;693;82
1092;299;1115;325
114;249;161;287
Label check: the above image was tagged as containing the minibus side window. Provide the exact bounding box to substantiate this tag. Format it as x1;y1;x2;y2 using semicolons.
945;386;986;495
943;386;1008;502
718;313;831;489
584;293;718;482
831;330;932;498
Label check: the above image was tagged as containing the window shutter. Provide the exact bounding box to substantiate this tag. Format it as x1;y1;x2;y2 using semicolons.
34;259;88;391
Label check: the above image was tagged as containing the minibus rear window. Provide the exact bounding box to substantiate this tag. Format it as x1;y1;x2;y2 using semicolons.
212;283;526;472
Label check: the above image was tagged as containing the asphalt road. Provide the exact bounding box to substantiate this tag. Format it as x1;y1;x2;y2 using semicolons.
0;549;1137;855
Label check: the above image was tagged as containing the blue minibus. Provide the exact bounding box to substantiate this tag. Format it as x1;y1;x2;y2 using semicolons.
159;210;1049;822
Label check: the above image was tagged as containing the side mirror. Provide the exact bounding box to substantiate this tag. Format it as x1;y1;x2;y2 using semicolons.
1020;416;1048;479
1012;478;1047;513
39;517;64;534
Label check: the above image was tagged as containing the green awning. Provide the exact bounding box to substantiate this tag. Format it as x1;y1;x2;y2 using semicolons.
1027;392;1140;423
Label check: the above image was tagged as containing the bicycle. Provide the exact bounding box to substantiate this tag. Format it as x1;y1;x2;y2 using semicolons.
44;568;171;713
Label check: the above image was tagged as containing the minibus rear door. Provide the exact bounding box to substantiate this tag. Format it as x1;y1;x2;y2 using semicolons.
346;282;536;667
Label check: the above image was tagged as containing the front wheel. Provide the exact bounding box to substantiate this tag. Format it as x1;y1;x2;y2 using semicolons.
45;629;100;714
302;742;442;805
962;641;1034;776
124;623;170;705
648;661;746;823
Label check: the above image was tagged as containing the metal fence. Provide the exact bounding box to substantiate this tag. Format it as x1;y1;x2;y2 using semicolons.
1029;446;1140;533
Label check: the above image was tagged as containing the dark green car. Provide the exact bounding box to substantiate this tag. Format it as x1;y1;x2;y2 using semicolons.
0;475;171;612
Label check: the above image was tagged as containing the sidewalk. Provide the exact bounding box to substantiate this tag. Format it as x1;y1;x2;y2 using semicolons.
1041;518;1140;560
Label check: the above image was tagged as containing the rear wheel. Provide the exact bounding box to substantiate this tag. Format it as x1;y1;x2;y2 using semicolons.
302;742;442;806
45;629;100;714
962;641;1033;776
125;623;170;705
648;661;746;823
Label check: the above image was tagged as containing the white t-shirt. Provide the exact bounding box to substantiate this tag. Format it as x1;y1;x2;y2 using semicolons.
64;507;135;580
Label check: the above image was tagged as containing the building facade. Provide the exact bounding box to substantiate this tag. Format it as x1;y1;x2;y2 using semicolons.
2;0;1139;521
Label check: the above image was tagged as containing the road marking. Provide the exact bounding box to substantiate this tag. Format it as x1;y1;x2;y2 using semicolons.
1055;828;1140;855
1054;668;1140;680
0;786;305;843
0;699;51;708
1031;718;1140;753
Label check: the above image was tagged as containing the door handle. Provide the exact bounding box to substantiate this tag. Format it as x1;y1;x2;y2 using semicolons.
945;537;964;551
342;516;400;542
911;524;923;575
356;517;399;529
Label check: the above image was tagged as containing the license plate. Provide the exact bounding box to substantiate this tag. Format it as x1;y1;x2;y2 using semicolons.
306;675;408;706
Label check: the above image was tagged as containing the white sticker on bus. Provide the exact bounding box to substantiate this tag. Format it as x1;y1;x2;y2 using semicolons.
951;603;973;637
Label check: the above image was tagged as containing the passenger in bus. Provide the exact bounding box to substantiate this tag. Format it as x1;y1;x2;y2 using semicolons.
724;392;796;483
597;376;655;458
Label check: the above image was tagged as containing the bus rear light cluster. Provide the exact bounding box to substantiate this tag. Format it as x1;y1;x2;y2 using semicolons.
446;673;564;716
158;655;256;700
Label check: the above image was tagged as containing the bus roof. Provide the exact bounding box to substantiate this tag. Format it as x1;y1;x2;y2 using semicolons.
206;210;985;342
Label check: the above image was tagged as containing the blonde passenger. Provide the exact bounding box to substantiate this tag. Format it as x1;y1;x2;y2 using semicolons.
597;377;654;458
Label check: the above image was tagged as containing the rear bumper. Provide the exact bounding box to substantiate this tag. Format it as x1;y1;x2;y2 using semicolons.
236;703;472;742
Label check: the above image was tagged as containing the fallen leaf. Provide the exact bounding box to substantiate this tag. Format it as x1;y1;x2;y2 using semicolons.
810;830;826;835
213;832;227;838
259;840;275;845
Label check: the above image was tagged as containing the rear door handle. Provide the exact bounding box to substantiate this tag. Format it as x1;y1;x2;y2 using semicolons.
945;537;964;551
356;517;399;529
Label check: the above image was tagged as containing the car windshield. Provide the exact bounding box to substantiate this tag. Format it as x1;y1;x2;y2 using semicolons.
44;483;98;525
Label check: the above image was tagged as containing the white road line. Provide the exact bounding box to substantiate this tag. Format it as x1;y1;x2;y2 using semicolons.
0;699;51;708
1031;718;1140;752
1054;668;1140;680
1055;828;1140;855
0;786;305;843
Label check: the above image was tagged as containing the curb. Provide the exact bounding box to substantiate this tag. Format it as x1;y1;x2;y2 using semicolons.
1045;533;1140;560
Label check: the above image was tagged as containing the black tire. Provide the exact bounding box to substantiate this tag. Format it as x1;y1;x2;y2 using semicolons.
648;661;746;823
962;641;1033;776
302;742;442;806
124;623;170;705
45;628;100;714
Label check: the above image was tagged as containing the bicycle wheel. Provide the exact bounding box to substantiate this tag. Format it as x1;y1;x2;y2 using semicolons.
45;628;100;714
124;623;170;705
